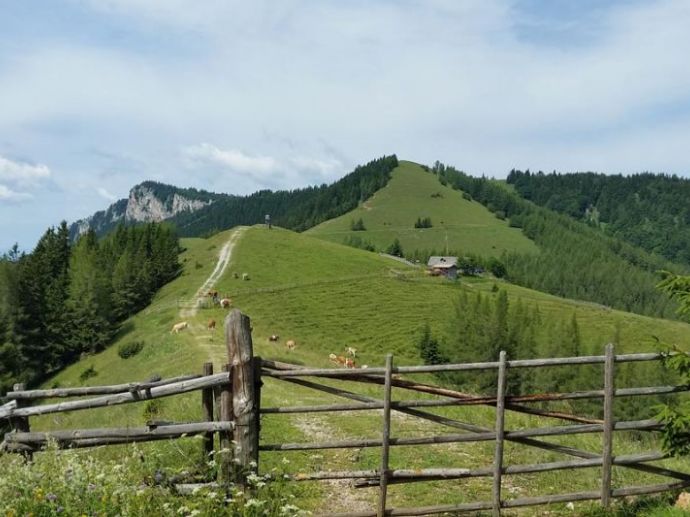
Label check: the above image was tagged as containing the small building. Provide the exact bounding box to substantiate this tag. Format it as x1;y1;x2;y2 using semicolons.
427;256;458;280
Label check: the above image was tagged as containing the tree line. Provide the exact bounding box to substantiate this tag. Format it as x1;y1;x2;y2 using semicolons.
0;222;181;392
507;170;690;266
168;155;399;237
418;288;666;420
428;162;681;319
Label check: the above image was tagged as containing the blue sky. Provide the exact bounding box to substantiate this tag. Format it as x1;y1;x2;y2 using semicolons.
2;0;690;250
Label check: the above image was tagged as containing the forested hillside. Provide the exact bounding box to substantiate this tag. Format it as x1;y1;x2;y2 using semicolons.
0;222;180;392
168;155;399;236
507;170;690;266
429;162;682;319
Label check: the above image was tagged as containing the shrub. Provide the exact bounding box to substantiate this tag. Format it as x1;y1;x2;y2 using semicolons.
386;238;404;257
350;218;366;231
79;366;97;383
118;341;145;359
414;217;433;228
462;191;472;201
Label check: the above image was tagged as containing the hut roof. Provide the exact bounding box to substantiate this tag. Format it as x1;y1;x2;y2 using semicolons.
427;256;458;269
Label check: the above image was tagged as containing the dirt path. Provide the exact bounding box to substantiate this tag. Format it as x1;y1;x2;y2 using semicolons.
179;227;246;319
292;415;374;514
178;227;246;362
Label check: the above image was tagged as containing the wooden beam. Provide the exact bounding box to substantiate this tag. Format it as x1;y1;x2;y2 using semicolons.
4;374;201;400
226;309;258;487
601;344;615;507
4;374;230;419
3;422;234;451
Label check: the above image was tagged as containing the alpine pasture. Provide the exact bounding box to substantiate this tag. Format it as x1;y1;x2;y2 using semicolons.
29;220;690;514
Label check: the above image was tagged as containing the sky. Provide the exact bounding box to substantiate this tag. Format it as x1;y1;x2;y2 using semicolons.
2;0;690;251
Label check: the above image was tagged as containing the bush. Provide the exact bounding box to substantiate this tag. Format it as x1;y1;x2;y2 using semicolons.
79;366;98;383
350;218;366;231
386;238;404;257
462;191;472;201
118;341;145;359
414;217;433;229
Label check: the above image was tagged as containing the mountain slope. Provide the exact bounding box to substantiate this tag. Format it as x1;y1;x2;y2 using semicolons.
507;169;690;266
308;160;537;259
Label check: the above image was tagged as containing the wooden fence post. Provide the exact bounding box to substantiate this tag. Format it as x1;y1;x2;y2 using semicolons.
253;357;263;474
225;309;258;488
492;351;508;517
601;343;615;507
10;383;32;460
201;362;214;462
378;354;394;517
218;364;233;484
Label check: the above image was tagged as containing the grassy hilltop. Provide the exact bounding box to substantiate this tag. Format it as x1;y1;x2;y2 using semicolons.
308;161;537;259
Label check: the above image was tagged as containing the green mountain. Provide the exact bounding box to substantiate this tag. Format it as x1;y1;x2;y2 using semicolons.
308;160;537;259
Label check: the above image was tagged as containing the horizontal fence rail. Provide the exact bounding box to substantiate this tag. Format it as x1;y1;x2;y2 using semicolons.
1;373;230;419
2;421;234;452
4;374;202;400
261;351;666;378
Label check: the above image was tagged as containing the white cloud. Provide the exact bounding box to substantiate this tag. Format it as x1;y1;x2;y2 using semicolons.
0;155;50;187
96;187;118;202
184;143;279;174
0;184;32;202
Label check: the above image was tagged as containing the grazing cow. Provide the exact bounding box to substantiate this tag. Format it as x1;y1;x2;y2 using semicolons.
242;273;250;281
268;334;280;342
171;321;188;334
207;289;219;299
285;339;296;351
344;358;356;369
207;319;216;331
331;355;348;367
220;298;232;308
345;346;357;358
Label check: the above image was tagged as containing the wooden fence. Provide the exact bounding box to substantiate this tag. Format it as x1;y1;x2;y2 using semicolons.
2;309;690;516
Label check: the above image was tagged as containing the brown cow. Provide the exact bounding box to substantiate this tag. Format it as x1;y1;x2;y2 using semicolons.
285;339;296;351
207;289;219;299
207;319;216;331
220;298;232;308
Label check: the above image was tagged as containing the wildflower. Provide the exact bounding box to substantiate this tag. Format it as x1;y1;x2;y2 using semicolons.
46;493;58;502
136;489;146;497
244;499;266;508
207;460;217;468
281;457;290;465
189;511;201;517
192;486;202;495
177;506;189;515
207;491;218;500
33;487;44;500
95;473;105;481
87;483;97;492
56;508;64;514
